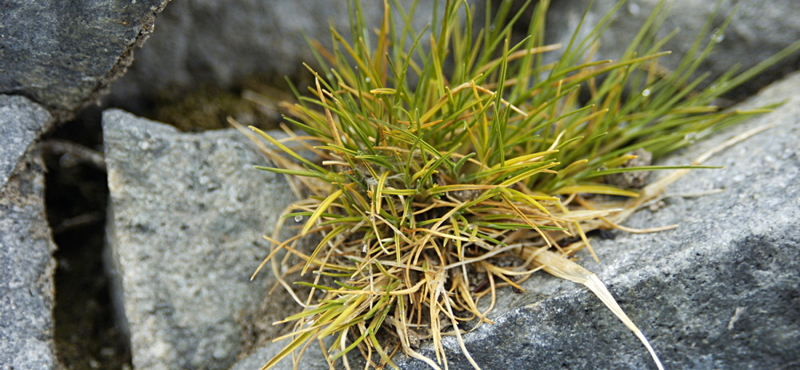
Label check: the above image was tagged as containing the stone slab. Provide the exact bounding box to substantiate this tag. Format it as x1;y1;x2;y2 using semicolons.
0;153;59;370
0;0;169;114
103;110;300;369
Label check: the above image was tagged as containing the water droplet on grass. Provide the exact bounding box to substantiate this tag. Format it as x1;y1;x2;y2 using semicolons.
294;215;304;223
628;2;640;15
711;29;725;43
642;89;651;97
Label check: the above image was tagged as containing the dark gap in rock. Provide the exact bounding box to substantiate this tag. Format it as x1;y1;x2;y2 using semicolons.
43;106;132;370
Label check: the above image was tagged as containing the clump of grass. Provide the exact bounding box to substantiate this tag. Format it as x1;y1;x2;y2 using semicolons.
234;0;800;369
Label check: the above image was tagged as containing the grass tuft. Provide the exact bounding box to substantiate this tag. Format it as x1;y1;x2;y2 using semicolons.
235;0;800;369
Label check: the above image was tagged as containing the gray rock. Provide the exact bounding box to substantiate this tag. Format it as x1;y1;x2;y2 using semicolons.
0;96;57;370
229;337;329;370
107;0;452;113
0;0;170;115
537;0;800;99
0;95;55;189
103;110;302;370
387;72;800;368
0;101;59;367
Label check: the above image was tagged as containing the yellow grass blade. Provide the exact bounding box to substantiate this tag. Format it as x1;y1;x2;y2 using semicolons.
301;187;345;236
553;184;639;197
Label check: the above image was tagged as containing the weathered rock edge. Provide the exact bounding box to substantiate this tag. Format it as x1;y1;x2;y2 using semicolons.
0;96;59;369
0;95;56;188
0;0;170;118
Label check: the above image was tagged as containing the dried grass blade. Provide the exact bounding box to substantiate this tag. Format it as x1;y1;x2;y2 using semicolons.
535;250;664;370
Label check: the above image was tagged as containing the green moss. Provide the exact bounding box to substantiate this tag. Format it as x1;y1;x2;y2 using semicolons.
154;77;296;132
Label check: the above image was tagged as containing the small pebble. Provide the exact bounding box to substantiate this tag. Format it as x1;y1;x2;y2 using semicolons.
605;148;653;189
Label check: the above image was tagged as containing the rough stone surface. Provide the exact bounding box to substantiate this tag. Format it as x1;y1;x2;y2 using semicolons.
606;148;653;189
388;72;800;369
0;0;170;114
235;73;800;370
230;337;330;370
536;0;800;99
0;95;55;189
103;110;299;369
0;97;57;370
0;143;59;366
107;0;453;114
